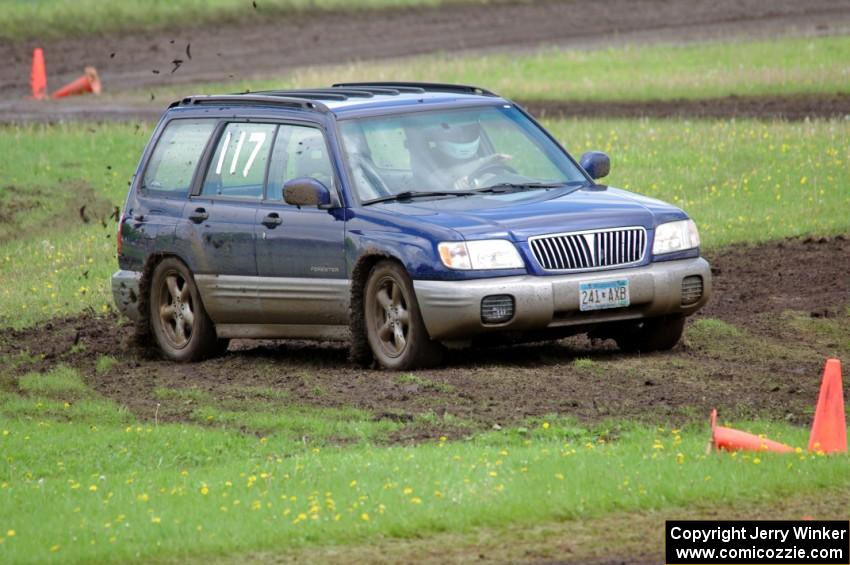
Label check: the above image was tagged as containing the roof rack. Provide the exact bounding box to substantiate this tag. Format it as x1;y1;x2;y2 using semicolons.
332;82;496;96
254;88;376;101
174;94;329;112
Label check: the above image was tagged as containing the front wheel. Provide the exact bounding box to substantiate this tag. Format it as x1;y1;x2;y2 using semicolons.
363;261;443;370
149;257;219;362
614;315;686;353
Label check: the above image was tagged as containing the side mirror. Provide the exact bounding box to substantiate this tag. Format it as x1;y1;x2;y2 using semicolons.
580;151;610;180
283;177;332;208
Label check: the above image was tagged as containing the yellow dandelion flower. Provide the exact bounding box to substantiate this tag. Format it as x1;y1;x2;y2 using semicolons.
410;497;422;504
403;487;413;495
360;513;369;522
200;485;209;496
6;530;15;537
151;517;161;524
542;422;550;430
89;485;97;492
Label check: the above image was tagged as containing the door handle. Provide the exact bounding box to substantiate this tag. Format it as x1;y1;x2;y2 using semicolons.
261;212;282;228
188;207;209;223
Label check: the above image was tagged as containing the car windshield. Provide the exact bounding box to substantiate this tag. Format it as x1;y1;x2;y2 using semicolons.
338;105;587;203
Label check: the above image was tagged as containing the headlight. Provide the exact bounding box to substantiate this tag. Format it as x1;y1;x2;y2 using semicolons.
652;219;701;255
438;240;524;270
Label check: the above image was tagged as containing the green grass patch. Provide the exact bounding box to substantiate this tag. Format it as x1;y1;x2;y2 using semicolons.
154;386;216;406
0;123;148;328
0;394;131;425
1;118;848;329
688;318;743;341
547;118;850;247
173;35;850;103
783;310;850;357
0;413;846;563
17;365;88;398
0;0;481;41
572;358;596;370
95;355;118;374
191;404;400;444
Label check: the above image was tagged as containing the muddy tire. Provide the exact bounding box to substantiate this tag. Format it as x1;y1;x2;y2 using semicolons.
614;315;686;353
363;260;443;370
149;257;218;362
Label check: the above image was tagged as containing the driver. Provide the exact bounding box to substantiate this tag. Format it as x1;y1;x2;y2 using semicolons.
424;120;511;190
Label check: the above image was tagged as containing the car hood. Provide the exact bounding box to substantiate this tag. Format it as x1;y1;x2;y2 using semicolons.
368;186;688;241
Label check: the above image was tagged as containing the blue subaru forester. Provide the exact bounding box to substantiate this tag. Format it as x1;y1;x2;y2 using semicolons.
112;82;711;369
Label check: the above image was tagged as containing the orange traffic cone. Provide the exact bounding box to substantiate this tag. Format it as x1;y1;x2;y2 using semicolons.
51;66;102;99
30;48;47;100
808;359;847;454
710;409;795;454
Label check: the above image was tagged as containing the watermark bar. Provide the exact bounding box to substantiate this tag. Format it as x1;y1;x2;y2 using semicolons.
666;520;849;564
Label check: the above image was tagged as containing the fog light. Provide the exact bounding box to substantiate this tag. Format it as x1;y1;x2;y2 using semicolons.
681;275;704;305
481;295;514;324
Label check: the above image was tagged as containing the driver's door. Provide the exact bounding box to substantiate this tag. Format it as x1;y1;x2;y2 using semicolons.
254;123;348;325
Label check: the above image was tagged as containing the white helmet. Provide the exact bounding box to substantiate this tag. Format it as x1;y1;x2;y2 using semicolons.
432;122;481;160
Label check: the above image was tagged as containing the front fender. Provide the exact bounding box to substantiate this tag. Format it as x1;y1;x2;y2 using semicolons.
345;209;527;280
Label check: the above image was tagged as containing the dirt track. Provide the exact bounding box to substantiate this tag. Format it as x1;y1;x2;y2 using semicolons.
2;0;850;122
2;235;848;441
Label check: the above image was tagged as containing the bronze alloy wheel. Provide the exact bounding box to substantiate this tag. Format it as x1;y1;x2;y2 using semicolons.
149;257;219;362
363;260;443;370
371;274;411;359
157;270;195;349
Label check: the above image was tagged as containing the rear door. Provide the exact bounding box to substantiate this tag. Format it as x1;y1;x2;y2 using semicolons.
181;122;277;323
254;123;348;325
129;119;216;270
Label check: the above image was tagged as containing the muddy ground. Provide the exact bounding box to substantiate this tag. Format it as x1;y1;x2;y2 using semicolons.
2;0;850;122
2;235;848;440
6;92;850;124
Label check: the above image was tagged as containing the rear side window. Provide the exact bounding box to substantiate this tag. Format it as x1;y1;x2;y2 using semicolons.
142;119;215;196
201;123;277;199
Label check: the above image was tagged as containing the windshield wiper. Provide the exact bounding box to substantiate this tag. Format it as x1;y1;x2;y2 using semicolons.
362;190;476;205
474;181;584;193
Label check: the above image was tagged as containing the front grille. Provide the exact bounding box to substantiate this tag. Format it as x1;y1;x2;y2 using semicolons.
681;275;704;305
529;227;646;272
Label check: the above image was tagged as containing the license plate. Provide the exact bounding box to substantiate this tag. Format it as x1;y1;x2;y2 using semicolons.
579;279;630;311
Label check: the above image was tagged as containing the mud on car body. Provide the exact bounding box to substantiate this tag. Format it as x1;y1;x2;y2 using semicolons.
112;82;711;370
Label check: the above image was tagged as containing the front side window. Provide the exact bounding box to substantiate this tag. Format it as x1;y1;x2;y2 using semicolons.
265;124;335;201
339;105;586;202
142;119;215;195
201;123;277;199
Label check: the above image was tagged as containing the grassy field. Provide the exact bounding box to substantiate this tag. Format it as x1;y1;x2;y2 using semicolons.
165;35;850;102
0;363;846;563
1;118;847;329
0;0;481;41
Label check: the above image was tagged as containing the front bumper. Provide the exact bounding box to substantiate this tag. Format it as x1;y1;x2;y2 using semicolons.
112;270;143;322
413;257;711;341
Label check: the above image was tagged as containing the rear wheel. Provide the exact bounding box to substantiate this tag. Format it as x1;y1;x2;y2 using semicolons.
614;315;686;353
364;261;443;370
149;258;218;362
